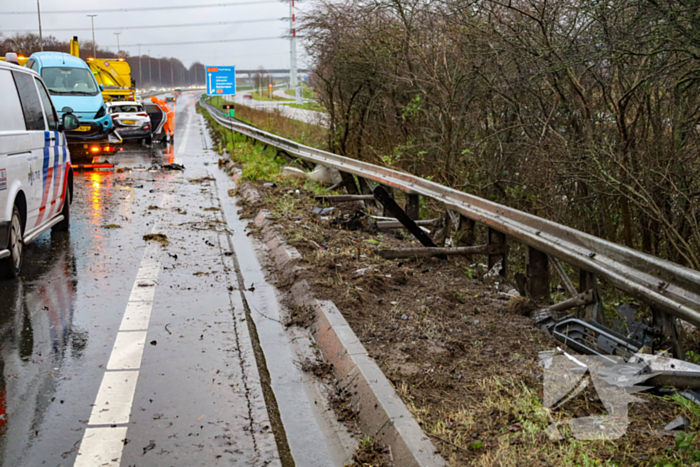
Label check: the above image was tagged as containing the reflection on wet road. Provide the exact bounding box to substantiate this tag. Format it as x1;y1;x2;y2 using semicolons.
0;140;182;466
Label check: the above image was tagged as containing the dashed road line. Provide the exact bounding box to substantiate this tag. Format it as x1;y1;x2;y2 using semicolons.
176;102;193;157
74;194;172;467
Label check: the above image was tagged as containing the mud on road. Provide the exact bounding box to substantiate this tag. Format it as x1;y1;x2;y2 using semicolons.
236;181;698;466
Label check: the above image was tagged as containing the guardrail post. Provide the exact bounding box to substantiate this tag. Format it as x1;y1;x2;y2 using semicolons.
382;186;394;217
652;308;685;359
456;215;475;246
527;247;550;302
358;178;378;210
579;271;605;325
339;172;359;194
406;194;420;220
487;228;507;277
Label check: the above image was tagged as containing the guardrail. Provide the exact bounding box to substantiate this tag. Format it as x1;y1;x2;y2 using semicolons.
201;100;700;337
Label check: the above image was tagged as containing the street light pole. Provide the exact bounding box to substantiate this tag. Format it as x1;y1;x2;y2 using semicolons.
158;57;162;85
138;44;142;87
147;49;152;86
87;14;97;57
289;0;301;105
170;60;174;87
114;32;121;55
37;0;43;51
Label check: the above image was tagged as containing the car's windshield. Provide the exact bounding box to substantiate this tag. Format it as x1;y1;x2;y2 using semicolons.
41;67;99;96
110;105;143;113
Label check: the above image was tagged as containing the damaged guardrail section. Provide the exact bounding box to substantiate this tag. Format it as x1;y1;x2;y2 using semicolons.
202;101;700;345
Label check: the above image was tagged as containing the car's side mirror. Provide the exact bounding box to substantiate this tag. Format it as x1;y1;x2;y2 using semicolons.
62;112;80;131
100;84;105;91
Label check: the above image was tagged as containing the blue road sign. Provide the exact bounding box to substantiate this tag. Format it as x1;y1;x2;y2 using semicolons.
206;66;236;95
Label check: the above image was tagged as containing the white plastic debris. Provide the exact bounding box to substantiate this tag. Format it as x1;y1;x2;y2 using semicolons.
281;166;307;182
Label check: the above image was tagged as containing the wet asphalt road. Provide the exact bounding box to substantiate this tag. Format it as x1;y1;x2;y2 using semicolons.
0;93;343;466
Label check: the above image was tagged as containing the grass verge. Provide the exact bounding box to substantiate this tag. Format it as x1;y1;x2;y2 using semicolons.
284;86;317;99
198;101;287;182
204;96;327;149
284;101;326;112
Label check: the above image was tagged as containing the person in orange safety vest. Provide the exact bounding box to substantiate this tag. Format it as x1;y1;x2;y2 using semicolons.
151;96;174;142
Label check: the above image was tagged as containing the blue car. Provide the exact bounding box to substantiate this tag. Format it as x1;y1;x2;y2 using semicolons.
26;52;113;140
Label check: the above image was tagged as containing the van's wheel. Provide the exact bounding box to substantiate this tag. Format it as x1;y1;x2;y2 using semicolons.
145;136;152;145
52;189;70;232
1;205;24;278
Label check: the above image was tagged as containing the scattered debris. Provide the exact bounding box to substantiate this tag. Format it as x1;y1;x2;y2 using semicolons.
150;340;157;346
142;441;156;455
143;233;169;247
101;224;121;229
281;166;307;182
190;177;215;184
307;164;340;186
665;415;689;431
312;206;335;215
347;436;390;467
162;163;185;171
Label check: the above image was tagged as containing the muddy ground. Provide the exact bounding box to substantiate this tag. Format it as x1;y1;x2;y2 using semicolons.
235;181;698;467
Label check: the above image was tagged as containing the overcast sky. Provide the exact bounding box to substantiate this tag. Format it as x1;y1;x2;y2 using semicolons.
0;0;310;69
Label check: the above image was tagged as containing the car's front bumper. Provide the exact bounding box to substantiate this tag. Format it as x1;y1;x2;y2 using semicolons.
65;116;113;141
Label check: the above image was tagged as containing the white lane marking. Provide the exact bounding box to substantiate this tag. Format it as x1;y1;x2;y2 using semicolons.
136;261;160;280
75;194;173;466
129;278;158;302
87;371;140;425
176;99;193;157
119;301;154;331
107;331;148;370
73;427;128;467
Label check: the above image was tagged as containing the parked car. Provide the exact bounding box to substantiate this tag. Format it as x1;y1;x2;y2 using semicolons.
243;94;253;99
0;58;79;278
106;101;151;144
26;52;113;141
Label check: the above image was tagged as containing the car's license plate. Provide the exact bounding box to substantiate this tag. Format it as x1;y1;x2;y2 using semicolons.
122;120;136;125
74;126;91;132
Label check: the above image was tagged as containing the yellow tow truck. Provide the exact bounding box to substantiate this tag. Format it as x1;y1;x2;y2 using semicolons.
70;37;136;102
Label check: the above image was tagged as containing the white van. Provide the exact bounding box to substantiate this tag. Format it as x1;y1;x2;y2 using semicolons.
0;58;80;278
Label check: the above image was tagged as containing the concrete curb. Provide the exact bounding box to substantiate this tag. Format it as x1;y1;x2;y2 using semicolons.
252;209;447;467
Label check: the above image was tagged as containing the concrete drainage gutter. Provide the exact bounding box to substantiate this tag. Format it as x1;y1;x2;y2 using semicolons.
250;205;447;467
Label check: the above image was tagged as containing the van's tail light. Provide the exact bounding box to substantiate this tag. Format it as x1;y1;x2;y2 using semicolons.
137;113;149;117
